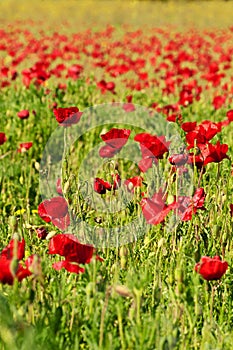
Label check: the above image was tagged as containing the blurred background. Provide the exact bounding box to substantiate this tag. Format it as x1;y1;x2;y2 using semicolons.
1;0;233;30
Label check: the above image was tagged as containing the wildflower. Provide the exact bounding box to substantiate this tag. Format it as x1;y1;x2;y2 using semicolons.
195;256;228;280
53;107;82;126
17;142;33;153
0;238;35;285
48;234;103;274
99;128;131;158
140;188;175;225
38;197;70;230
134;133;170;172
17;109;30;119
0;132;7;145
94;178;112;194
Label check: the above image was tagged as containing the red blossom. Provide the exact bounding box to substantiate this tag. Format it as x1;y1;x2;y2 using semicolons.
48;234;103;274
36;227;48;239
0;259;32;285
94;174;121;194
178;86;194;107
66;64;83;79
0;238;35;285
185;121;222;149
0;132;7;145
56;178;63;195
97;80;116;94
52;261;85;274
174;187;206;221
230;204;233;217
187;153;204;170
94;178;112;194
123;103;135;112
17;109;30;119
212;95;226;110
181;122;197;132
17;142;33;153
140;188;176;225
226;110;233;122
169;154;188;167
135;133;170;172
200;141;229;165
195;256;228;281
38;197;70;230
1;238;25;260
157;104;181;122
99;128;131;158
53;107;82;126
124;176;143;193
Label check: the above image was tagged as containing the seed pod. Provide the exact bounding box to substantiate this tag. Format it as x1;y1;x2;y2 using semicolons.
34;162;40;171
119;246;128;257
63;181;70;195
120;256;127;269
115;285;132;298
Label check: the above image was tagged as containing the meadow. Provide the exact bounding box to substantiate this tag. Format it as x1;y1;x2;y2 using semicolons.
0;1;233;349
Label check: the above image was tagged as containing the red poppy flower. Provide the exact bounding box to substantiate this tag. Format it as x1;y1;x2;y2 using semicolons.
52;260;85;274
230;204;233;217
174;187;205;221
51;215;70;231
94;174;121;194
157;104;181;123
53;107;82;126
226;110;233;122
124;176;143;193
123;103;135;112
17;109;30;119
0;238;34;285
140;188;176;225
0;132;7;145
97;80;116;94
0;258;32;285
135;133;170;172
48;234;103;274
200;141;229;165
178;87;193;107
212;95;226;110
36;227;48;239
66;64;83;80
185;121;221;149
56;178;63;195
169;154;188;167
195;256;228;280
181;122;197;133
49;234;93;263
0;238;25;260
126;95;133;103
17;142;33;153
99;128;131;158
38;197;70;230
94;178;112;194
187;153;204;170
99;145;119;158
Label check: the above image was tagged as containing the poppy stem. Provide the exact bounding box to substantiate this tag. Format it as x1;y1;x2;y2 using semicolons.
197;165;204;188
216;162;221;182
99;286;112;347
0;151;12;160
209;283;216;324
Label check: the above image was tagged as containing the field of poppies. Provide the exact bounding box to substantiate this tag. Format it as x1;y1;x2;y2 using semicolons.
1;1;233;349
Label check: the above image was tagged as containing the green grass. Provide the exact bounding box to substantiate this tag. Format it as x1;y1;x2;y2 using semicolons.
1;78;233;349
